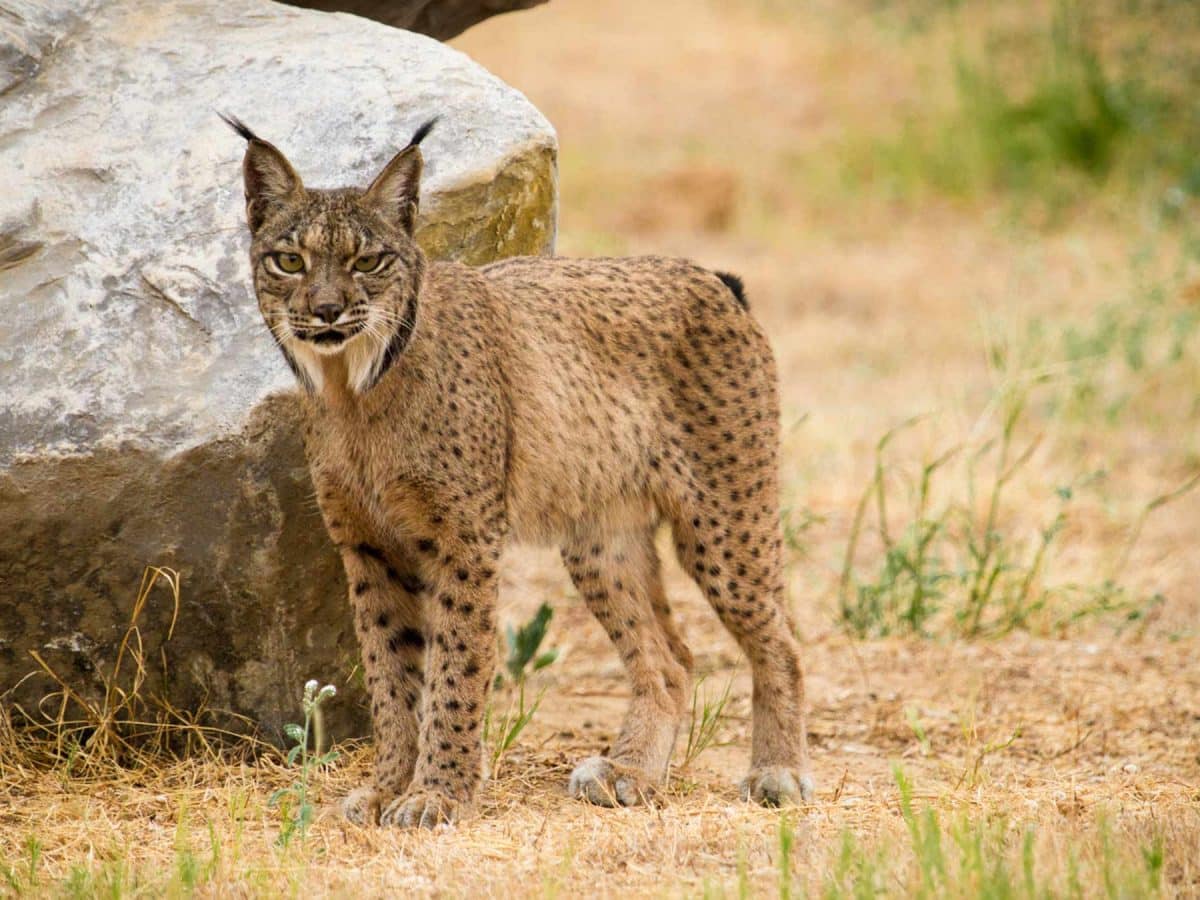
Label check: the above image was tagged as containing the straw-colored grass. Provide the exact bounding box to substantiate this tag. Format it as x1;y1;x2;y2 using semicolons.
4;0;1200;895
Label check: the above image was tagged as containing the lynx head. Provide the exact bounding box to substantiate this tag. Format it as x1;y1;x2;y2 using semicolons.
223;114;437;395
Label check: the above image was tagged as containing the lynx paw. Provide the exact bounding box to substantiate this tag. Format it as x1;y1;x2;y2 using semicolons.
340;785;385;825
380;790;461;829
739;766;815;807
568;756;660;808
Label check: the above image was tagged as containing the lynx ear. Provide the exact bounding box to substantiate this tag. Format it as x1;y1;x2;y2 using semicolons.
220;114;303;233
363;117;438;235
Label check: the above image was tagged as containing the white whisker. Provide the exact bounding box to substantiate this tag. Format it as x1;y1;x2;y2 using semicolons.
370;308;417;330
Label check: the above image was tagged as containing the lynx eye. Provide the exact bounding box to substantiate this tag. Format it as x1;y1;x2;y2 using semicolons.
353;254;383;273
273;252;305;274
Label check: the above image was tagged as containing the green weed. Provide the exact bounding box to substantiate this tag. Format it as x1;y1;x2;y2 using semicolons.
269;679;339;847
905;705;932;757
777;812;797;899
822;829;887;899
782;503;824;565
485;604;560;775
1;835;42;895
484;679;544;778
497;602;559;688
803;766;1172;898
838;416;958;637
167;798;220;894
837;382;1192;639
1029;237;1200;429
680;674;735;769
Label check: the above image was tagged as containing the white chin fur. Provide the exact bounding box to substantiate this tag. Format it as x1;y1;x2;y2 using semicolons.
287;330;384;396
287;340;325;393
345;330;385;394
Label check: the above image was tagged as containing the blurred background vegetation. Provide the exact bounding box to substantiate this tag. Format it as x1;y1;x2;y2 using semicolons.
833;0;1200;222
463;0;1200;238
458;0;1200;643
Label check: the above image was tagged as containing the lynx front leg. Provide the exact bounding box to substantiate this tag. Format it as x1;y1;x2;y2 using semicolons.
380;526;501;828
314;485;427;825
339;540;429;824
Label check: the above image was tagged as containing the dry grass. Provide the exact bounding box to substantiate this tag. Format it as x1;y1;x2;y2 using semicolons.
3;631;1197;895
5;0;1200;895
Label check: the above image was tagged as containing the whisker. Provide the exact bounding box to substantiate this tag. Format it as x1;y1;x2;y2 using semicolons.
369;308;417;328
363;321;391;345
267;320;291;347
371;316;416;333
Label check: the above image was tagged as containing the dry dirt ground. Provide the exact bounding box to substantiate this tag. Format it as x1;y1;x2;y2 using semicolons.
3;0;1199;896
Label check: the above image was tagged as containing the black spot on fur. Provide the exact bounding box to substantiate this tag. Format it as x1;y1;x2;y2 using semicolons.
389;570;426;595
715;271;748;309
355;543;386;562
389;627;425;653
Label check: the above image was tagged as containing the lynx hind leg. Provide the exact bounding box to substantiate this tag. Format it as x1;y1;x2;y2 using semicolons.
561;527;692;806
658;290;815;805
670;501;813;805
341;785;384;826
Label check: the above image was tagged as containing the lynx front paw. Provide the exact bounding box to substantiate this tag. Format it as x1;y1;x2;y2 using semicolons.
568;756;660;808
341;785;390;825
380;790;461;829
739;766;815;807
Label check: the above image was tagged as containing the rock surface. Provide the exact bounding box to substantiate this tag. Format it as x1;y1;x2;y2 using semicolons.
0;0;556;743
283;0;550;41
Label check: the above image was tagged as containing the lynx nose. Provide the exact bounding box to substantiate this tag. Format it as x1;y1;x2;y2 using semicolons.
313;303;343;324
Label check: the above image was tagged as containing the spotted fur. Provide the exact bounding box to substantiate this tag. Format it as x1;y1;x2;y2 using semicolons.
227;118;814;828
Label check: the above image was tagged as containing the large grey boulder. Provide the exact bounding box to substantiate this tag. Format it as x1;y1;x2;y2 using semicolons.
0;0;556;744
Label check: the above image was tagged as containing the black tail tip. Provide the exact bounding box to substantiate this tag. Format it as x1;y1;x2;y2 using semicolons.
408;116;440;149
716;271;748;309
219;112;261;143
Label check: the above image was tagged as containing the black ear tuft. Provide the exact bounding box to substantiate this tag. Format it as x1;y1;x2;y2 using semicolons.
363;120;437;235
220;113;303;233
219;112;262;144
408;116;439;149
